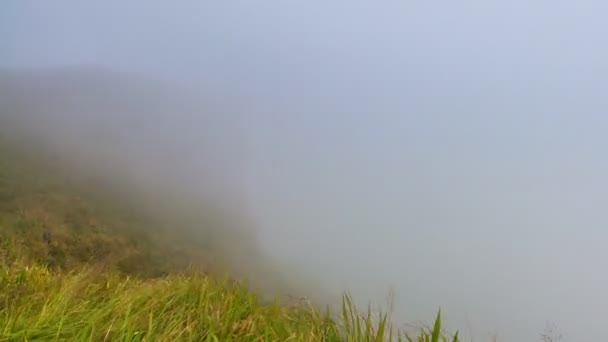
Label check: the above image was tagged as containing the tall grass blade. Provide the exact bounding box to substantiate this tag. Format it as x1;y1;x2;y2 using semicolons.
431;310;441;342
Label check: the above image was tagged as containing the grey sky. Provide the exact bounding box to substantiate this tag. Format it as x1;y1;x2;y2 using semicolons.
3;1;608;340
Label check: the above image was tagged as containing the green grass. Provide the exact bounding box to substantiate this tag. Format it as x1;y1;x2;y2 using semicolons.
0;263;457;341
0;138;460;341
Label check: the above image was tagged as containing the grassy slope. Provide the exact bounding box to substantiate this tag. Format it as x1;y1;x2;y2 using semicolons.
0;138;215;277
0;139;458;341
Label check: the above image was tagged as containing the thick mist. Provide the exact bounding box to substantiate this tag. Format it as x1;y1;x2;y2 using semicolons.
3;1;608;340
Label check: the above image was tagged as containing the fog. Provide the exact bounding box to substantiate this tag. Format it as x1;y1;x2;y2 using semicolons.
3;1;608;340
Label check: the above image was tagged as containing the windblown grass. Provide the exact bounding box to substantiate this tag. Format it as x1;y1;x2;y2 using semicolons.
0;263;457;341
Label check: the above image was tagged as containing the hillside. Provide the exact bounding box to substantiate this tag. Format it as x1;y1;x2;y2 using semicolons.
0;67;285;289
0;137;209;277
0;68;456;341
0;139;455;341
